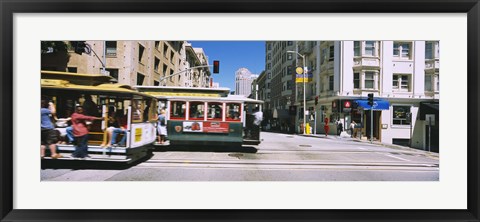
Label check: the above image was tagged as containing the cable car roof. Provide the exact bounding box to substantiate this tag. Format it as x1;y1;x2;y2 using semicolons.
41;71;154;98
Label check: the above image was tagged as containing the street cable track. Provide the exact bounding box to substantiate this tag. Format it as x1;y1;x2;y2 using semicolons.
138;158;439;171
247;149;439;161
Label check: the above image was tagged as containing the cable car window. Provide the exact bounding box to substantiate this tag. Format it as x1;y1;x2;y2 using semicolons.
189;102;205;120
170;101;186;119
226;103;242;121
132;99;144;122
207;102;223;120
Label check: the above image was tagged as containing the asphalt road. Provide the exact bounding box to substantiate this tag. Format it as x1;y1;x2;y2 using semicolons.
41;132;439;181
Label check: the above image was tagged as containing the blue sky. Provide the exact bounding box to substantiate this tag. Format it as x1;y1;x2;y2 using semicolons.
189;41;265;90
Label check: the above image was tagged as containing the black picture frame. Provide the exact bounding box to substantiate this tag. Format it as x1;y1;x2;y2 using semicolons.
1;0;479;221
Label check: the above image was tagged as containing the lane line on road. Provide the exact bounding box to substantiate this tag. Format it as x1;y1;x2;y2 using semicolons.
135;162;439;172
380;152;411;162
142;159;437;168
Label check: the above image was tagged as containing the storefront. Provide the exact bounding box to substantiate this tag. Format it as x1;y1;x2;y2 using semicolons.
354;99;390;141
330;98;389;140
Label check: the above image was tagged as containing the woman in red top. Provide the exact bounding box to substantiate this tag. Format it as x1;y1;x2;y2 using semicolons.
324;117;330;137
70;106;102;159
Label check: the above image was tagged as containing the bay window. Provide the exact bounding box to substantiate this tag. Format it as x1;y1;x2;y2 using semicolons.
393;42;412;59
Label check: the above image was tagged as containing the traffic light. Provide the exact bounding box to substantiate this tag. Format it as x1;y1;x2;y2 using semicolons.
213;60;220;73
71;41;87;55
368;93;374;106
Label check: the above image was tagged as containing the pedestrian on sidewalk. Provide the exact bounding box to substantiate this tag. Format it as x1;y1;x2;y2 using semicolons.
337;120;343;135
324;117;330;137
350;121;356;138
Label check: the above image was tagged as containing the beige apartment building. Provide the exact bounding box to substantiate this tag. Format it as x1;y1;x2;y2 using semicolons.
41;41;211;87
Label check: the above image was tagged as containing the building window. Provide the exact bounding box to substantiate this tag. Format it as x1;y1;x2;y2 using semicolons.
329;75;334;91
105;68;119;80
353;72;360;89
287;54;292;60
329;45;334;61
170;51;175;63
287;66;292;75
354;41;360;57
268;44;272;50
425;75;432;91
170;69;174;82
393;42;411;59
364;72;375;89
436;75;439;91
268;73;271;79
268;53;271;60
393;74;410;91
163;43;168;57
154;57;160;72
154;41;160;50
321;48;328;64
287;41;293;46
154;80;159;86
137;72;145;85
163;64;168;76
67;67;77;73
392;105;411;125
287;80;292;90
364;41;376;56
425;42;434;59
106;41;117;57
138;44;145;63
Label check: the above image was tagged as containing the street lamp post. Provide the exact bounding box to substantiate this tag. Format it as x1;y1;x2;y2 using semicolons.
287;51;306;135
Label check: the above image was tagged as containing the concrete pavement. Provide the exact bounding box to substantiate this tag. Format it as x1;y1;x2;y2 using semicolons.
295;132;439;159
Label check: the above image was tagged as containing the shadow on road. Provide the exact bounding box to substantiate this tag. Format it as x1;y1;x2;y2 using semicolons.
41;152;153;170
153;145;258;153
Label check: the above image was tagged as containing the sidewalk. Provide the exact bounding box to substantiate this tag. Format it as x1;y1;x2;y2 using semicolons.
296;133;439;159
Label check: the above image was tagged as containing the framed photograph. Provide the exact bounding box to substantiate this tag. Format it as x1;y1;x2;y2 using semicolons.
2;0;479;221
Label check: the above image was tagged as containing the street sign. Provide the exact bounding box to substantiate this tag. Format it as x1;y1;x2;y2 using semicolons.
295;73;313;83
295;67;304;74
344;101;351;108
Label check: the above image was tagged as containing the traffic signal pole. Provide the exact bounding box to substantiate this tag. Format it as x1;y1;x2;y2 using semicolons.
370;108;373;143
368;93;374;143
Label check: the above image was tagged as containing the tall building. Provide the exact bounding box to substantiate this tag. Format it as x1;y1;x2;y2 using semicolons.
291;41;439;151
235;68;258;97
41;41;212;87
264;41;296;132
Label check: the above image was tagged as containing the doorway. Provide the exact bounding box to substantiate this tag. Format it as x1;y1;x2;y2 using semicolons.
365;110;381;141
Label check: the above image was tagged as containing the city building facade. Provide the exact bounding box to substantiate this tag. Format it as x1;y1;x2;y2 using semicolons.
41;41;212;87
264;41;296;132
291;41;439;151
